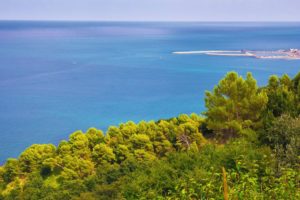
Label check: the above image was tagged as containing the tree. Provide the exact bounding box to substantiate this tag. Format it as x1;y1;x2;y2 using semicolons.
264;74;297;117
265;114;300;169
177;122;206;151
292;72;300;114
129;134;153;151
92;144;116;165
204;72;268;138
59;155;95;180
85;128;104;150
69;131;91;159
1;159;20;183
19;144;56;173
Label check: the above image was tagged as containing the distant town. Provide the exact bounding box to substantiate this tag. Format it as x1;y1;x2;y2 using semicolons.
173;49;300;60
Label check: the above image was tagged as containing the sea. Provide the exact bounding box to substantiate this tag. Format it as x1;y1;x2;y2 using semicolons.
0;21;300;163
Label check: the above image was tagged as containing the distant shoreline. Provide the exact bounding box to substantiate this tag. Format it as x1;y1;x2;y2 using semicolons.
173;49;300;60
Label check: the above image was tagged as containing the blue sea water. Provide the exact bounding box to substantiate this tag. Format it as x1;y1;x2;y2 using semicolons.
0;21;299;163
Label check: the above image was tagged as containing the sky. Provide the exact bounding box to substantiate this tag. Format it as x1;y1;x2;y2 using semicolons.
0;0;299;21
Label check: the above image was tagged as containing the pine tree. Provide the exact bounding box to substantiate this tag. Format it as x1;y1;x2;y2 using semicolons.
204;72;268;138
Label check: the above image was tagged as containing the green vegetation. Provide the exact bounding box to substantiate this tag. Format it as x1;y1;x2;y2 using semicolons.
0;72;299;200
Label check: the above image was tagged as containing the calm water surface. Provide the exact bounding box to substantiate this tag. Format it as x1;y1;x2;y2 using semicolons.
0;21;300;162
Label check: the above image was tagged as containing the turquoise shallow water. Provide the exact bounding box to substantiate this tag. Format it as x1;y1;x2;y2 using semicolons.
0;21;300;163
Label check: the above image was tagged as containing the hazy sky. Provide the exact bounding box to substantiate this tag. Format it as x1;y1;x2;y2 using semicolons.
0;0;299;21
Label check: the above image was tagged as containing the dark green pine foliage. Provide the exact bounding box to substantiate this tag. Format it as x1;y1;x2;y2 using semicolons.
204;72;268;139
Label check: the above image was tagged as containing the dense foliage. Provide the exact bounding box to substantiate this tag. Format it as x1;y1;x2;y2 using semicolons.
0;72;299;200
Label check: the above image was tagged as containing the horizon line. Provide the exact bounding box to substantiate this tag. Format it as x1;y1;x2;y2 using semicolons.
0;19;300;23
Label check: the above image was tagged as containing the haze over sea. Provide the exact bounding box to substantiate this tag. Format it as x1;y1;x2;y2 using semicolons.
0;21;300;163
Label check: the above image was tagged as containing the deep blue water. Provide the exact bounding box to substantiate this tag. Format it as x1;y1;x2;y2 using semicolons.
0;21;300;163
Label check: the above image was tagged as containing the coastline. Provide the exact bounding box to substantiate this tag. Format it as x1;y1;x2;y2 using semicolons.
173;49;300;60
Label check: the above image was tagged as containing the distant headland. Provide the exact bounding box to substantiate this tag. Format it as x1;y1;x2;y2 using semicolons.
173;49;300;60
